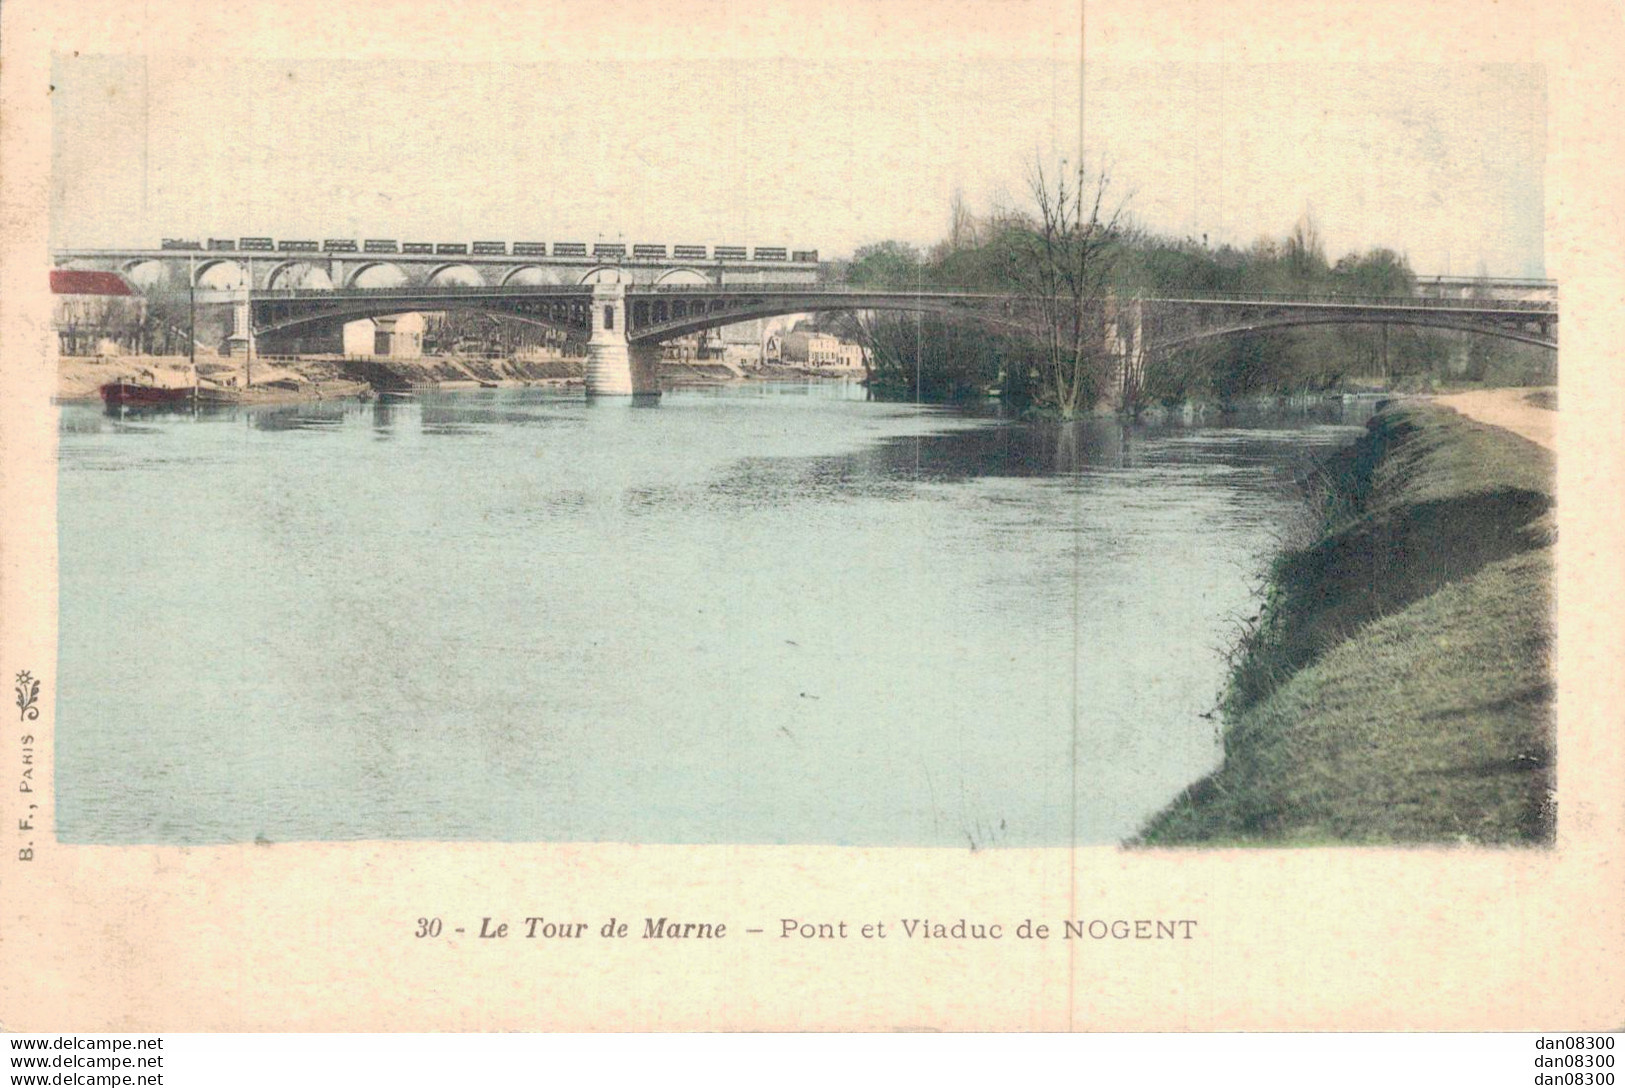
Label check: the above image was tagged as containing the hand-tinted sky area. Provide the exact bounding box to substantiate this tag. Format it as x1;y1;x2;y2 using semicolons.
51;54;1545;276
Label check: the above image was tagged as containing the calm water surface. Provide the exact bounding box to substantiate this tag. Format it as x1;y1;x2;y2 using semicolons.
56;381;1367;846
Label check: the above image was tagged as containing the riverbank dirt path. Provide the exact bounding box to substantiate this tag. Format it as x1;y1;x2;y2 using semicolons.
1432;387;1555;451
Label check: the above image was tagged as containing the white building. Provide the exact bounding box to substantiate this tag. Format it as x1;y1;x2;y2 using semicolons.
780;331;864;370
342;313;425;357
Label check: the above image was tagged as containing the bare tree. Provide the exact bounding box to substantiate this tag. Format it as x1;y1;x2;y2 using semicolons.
948;187;980;252
1285;210;1328;281
1004;158;1128;417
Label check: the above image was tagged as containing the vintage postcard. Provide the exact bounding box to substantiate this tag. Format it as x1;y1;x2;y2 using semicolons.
0;0;1620;1032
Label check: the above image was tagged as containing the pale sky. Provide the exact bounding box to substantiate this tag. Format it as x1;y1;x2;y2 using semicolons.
51;53;1545;277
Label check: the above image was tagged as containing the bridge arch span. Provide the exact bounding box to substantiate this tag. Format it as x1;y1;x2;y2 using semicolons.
424;263;486;288
628;295;1030;345
192;259;249;290
263;260;337;292
253;299;584;343
500;264;563;287
654;267;711;285
345;261;411;289
578;266;633;286
1150;313;1558;354
121;259;171;289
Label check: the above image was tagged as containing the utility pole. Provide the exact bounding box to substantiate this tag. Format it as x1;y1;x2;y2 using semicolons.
245;256;254;387
189;254;197;398
914;258;922;404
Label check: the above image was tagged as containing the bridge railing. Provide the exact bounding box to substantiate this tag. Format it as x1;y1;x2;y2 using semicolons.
639;284;1555;310
252;284;593;299
247;282;1557;314
1149;289;1557;312
1415;276;1558;289
251;282;1008;300
638;283;1001;296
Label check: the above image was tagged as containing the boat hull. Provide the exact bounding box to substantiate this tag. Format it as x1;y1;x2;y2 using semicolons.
99;382;195;406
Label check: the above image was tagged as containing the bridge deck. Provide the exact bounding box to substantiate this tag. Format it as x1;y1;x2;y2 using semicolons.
247;282;1556;314
235;282;1558;354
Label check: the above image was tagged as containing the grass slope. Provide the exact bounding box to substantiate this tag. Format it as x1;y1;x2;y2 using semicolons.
1137;404;1555;846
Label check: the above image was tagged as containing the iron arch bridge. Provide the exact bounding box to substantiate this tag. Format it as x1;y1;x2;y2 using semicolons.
250;284;595;340
1139;294;1558;352
244;283;1036;342
247;282;1556;347
623;285;1034;342
239;282;1557;395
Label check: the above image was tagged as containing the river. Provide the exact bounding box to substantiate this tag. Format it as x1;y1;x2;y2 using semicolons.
55;381;1369;847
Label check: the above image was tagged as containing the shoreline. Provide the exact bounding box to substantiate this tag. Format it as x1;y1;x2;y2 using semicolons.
54;381;584;409
54;353;870;408
59;353;1553;417
1135;401;1557;846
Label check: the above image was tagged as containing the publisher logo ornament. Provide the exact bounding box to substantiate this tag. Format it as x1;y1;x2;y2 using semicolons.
15;670;39;722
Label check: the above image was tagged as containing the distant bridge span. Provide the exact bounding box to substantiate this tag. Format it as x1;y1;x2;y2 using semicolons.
244;283;1558;346
1141;294;1559;353
628;287;1558;353
250;284;595;341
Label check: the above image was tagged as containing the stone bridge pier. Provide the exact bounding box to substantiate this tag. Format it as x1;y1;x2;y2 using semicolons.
226;289;255;358
1102;296;1146;410
584;281;660;396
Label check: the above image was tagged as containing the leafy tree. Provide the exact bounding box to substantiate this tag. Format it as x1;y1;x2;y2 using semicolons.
845;241;923;289
1331;248;1414;296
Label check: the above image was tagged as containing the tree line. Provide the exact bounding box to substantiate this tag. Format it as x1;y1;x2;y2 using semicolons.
821;168;1549;414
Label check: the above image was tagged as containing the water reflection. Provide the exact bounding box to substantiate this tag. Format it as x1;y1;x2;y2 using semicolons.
251;404;349;432
371;398;400;435
55;383;1370;847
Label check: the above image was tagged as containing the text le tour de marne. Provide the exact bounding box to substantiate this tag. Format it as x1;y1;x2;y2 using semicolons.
414;916;1200;942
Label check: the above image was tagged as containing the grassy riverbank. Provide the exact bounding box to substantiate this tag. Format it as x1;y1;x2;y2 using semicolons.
1137;402;1556;846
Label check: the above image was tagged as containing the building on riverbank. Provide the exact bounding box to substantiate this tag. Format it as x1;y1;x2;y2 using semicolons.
50;270;147;356
662;329;725;363
780;330;865;370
